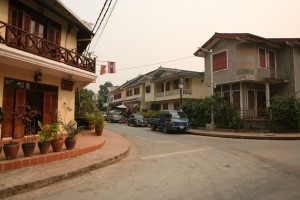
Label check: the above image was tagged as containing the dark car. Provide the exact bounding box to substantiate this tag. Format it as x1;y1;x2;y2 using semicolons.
127;114;147;127
107;110;123;123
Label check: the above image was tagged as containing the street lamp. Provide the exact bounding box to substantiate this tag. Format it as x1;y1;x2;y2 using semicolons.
178;81;183;110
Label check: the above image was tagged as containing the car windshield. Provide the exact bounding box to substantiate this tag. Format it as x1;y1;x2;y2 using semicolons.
110;111;121;115
169;111;187;119
134;114;144;119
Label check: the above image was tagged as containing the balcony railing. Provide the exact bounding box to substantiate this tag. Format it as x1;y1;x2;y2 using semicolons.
0;21;95;73
257;67;289;81
155;89;193;98
237;109;271;119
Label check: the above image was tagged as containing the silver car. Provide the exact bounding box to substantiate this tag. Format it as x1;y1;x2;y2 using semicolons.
107;110;123;123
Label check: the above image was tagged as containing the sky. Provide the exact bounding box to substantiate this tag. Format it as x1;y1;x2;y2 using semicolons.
60;0;300;93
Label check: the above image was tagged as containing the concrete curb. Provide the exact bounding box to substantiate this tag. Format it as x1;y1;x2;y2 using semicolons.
188;131;300;140
0;131;130;199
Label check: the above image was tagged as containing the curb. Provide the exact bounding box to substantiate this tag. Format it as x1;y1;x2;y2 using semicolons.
0;132;130;199
188;131;300;140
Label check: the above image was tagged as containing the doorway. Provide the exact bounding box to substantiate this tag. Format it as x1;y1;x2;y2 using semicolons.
1;78;58;139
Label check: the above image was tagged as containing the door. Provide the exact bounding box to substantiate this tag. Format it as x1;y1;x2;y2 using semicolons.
269;51;275;79
2;87;14;138
43;92;53;125
13;89;26;138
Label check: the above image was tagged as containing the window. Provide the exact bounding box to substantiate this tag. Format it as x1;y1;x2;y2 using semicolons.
213;51;227;72
166;81;170;91
114;93;121;100
223;92;230;103
174;102;180;110
163;103;168;110
232;91;240;110
173;80;179;90
146;85;151;93
259;48;266;68
126;90;132;97
134;87;140;95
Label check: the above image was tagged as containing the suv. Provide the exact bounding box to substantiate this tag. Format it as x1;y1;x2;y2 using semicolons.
107;110;123;123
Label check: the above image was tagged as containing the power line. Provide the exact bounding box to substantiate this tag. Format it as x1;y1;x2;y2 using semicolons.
95;56;195;71
91;0;118;50
92;0;109;33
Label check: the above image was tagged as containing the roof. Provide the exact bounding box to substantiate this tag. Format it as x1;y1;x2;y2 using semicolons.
32;0;94;53
194;32;300;57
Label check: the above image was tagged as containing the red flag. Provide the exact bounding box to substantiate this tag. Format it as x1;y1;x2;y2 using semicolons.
108;62;116;73
100;65;106;75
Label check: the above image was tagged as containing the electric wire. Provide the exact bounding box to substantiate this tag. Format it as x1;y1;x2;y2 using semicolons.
92;0;109;33
91;0;118;51
95;56;195;71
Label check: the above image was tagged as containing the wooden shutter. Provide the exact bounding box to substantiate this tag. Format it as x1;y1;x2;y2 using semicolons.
259;49;266;68
14;89;26;139
268;51;275;78
43;92;53;125
21;12;31;48
2;87;14;138
213;51;227;72
51;93;58;123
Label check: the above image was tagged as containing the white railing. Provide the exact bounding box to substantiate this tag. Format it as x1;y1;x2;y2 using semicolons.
155;89;192;98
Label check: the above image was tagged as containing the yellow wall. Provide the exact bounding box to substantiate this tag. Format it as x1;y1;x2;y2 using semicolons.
0;64;75;131
0;0;9;40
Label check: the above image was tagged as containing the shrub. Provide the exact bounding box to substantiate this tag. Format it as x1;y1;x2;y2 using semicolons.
271;94;300;131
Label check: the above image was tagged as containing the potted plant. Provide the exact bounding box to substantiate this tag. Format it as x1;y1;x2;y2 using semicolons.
85;113;95;130
62;120;83;150
3;141;19;160
15;105;39;157
50;122;63;152
95;110;106;136
37;121;54;154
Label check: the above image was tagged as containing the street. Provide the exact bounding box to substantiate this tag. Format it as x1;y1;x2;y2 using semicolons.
8;123;300;200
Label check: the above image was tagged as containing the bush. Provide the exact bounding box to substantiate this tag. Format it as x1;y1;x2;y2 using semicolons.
271;94;300;131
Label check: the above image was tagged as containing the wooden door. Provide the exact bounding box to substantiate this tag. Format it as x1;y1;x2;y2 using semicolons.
2;87;14;138
14;89;26;138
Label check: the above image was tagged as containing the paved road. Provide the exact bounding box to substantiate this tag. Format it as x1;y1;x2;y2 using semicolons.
8;123;300;200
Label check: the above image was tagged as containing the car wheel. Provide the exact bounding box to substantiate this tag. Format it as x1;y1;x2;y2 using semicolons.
163;126;168;133
127;121;130;126
151;125;156;131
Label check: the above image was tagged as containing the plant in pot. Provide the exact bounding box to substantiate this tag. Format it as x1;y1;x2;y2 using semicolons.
85;113;95;130
15;105;39;157
37;121;55;154
95;110;106;136
62;120;83;150
50;122;63;152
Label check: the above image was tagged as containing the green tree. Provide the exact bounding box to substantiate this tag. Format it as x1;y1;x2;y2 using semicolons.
76;89;95;116
98;81;113;103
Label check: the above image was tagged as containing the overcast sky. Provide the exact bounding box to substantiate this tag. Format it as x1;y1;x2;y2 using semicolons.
60;0;300;93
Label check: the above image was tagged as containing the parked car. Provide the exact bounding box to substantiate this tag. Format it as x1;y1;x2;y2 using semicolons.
127;114;147;127
147;110;190;133
107;110;123;123
101;111;107;121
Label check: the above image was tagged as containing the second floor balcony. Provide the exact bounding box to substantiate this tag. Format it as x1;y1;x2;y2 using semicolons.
155;89;193;98
0;21;95;73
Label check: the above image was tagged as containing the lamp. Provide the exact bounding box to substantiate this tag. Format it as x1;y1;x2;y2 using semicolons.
178;81;183;110
34;69;42;82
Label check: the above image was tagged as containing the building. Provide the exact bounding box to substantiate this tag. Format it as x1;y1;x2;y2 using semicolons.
107;67;210;112
194;32;300;118
0;0;97;139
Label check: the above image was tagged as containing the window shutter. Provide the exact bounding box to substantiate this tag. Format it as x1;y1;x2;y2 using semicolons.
259;49;266;68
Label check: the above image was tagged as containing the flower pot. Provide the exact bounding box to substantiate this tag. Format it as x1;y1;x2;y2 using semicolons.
22;142;36;157
95;128;103;136
51;139;64;152
38;141;51;154
0;145;2;155
3;142;19;160
88;123;95;130
64;138;76;150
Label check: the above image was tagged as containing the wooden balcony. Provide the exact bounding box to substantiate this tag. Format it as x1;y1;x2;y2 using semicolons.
0;21;95;73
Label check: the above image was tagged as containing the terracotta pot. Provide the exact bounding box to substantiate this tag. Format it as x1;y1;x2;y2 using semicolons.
38;141;51;154
22;142;36;157
95;128;103;136
88;123;95;130
64;138;76;150
51;139;64;152
3;142;19;160
0;145;2;155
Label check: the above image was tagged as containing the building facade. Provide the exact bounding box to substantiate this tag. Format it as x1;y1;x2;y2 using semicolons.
0;0;97;139
107;67;210;112
194;33;300;118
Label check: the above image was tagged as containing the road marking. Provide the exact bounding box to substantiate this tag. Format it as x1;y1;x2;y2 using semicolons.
136;136;182;145
140;147;213;160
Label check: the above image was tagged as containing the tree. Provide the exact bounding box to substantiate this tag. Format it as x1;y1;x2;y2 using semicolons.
75;89;95;116
98;81;113;103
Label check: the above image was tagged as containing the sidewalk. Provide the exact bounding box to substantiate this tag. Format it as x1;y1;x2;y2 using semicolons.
187;128;300;140
0;129;130;198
